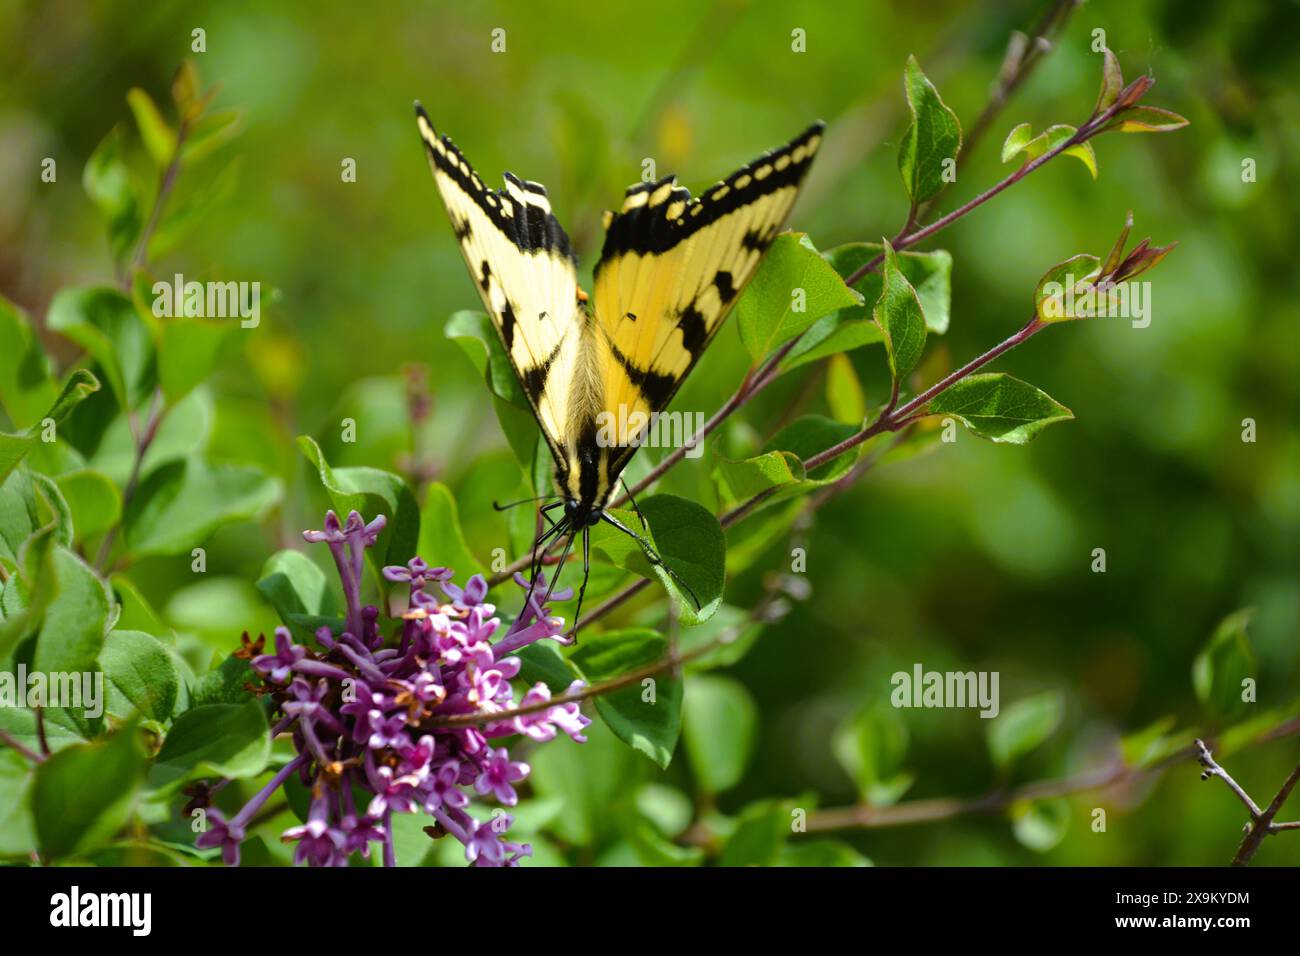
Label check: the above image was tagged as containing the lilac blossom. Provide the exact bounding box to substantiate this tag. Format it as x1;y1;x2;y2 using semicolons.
192;509;587;868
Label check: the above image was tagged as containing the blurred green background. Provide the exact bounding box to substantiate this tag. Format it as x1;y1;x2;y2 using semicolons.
2;0;1297;865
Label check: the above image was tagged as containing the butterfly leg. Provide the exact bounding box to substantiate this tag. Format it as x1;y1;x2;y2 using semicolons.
522;516;569;617
569;524;592;641
539;528;577;610
539;499;565;529
620;478;649;530
599;511;701;610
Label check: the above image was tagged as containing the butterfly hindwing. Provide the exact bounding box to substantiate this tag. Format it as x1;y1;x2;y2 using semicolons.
590;122;825;474
415;103;582;465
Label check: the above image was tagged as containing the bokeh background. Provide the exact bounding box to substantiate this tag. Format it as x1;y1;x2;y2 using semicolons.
2;0;1296;865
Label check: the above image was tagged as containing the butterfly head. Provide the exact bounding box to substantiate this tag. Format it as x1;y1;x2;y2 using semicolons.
563;497;604;530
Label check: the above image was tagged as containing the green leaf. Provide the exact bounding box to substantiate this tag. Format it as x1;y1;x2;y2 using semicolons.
149;158;243;259
0;370;101;482
588;494;725;625
832;699;913;805
634;783;694;837
571;628;681;768
109;574;165;636
526;721;637;847
126;87;176;166
1192;608;1256;724
988;690;1064;769
682;676;758;794
54;469;121;541
0;295;58;429
189;652;256;707
713;415;860;510
0;750;37;856
298;436;419;572
825;353;867;424
152;700;270;788
619;806;705;866
1120;715;1180;769
923;373;1073;444
1102;211;1134;276
34;546;111;680
46;287;153;410
182;108;244;164
1034;253;1102;322
873;241;928;381
123;456;282;557
100;630;180;721
82;124;142;264
1011;797;1070;852
1110;106;1189;133
158;314;243;404
257;549;337;638
444;310;527;408
897;55;962;204
32;723;146;860
31;472;73;548
736;233;863;362
712;448;805;507
515;641;581;690
1000;122;1035;162
718;798;795;866
1001;123;1097;179
766;414;860;484
779;243;950;373
1095;48;1124;113
416;481;485;579
90;385;212;485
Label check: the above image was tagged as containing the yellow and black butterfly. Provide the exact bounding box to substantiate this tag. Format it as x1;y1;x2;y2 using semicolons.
415;103;824;618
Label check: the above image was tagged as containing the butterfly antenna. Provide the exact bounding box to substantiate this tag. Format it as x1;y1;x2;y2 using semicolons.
493;494;561;512
600;511;702;611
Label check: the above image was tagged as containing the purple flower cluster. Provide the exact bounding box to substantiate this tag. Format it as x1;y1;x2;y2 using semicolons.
195;509;589;867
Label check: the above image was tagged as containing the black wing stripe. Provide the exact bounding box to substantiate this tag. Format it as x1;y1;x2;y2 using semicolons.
415;104;577;264
595;121;825;268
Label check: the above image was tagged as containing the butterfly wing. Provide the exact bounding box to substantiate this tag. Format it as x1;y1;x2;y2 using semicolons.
590;122;825;476
415;104;584;466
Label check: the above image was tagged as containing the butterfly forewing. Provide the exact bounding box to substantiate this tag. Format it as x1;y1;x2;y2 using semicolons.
590;122;825;476
415;104;584;466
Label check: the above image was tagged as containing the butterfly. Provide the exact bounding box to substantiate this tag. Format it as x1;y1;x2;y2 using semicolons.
415;103;824;623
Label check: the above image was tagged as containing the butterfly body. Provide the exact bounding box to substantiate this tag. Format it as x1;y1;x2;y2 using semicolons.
416;103;824;616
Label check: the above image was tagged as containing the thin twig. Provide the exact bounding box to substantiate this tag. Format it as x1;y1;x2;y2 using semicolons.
0;727;44;764
803;717;1300;834
127;117;191;281
1196;737;1300;866
842;91;1132;289
94;388;164;571
1195;738;1264;818
422;586;784;730
33;706;50;758
963;0;1080;157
